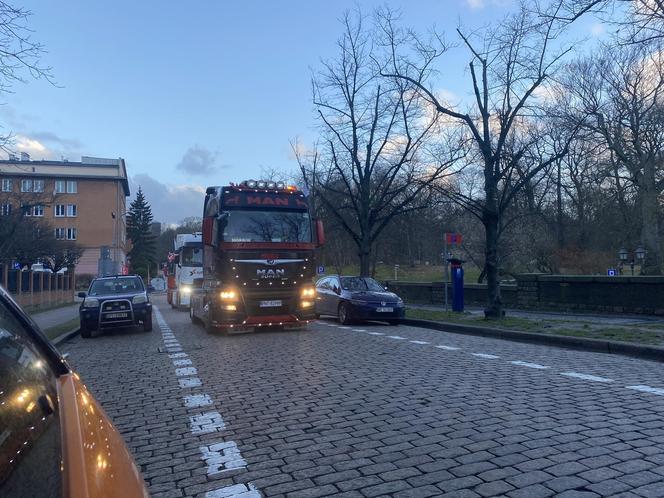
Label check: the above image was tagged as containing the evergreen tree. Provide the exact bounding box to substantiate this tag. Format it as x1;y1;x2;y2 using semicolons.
126;187;156;278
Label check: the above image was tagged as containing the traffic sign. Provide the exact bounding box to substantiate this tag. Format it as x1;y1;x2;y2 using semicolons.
445;233;463;245
607;269;616;276
317;265;325;275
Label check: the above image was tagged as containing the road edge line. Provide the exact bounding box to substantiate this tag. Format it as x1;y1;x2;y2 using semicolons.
52;327;81;346
402;318;664;363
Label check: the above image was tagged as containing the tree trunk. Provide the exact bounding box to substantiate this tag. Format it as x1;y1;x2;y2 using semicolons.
483;211;503;318
358;238;372;277
556;160;564;249
639;163;662;274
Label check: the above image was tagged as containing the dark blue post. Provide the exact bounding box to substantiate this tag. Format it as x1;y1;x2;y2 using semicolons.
451;259;464;312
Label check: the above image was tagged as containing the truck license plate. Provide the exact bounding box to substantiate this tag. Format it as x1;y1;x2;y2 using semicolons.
260;300;282;308
107;312;128;318
376;307;393;313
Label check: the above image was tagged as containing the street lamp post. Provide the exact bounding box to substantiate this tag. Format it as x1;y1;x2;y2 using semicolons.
618;248;628;275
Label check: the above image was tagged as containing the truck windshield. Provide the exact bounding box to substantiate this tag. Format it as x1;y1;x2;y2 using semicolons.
222;210;312;243
181;247;203;266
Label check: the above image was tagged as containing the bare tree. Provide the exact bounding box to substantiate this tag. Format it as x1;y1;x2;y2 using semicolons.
381;6;576;318
560;44;664;273
310;10;464;277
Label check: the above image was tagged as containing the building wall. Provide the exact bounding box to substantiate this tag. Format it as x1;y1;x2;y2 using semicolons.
0;163;128;275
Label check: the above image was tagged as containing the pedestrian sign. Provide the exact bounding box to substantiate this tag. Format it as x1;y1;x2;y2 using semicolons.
607;269;616;276
317;265;325;275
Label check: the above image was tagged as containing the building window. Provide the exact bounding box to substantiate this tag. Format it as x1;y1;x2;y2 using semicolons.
55;228;65;240
0;203;11;216
55;180;65;194
1;178;11;192
33;205;44;217
55;204;65;217
66;228;77;240
21;179;33;192
66;204;77;217
66;181;77;193
33;179;44;192
22;204;31;216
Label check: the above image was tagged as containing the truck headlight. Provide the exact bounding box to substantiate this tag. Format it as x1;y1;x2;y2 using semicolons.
220;289;238;301
133;294;147;304
301;287;315;298
83;297;99;308
181;285;192;295
301;300;314;308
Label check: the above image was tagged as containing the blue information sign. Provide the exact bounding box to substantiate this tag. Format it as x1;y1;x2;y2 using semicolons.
607;269;616;276
317;265;325;275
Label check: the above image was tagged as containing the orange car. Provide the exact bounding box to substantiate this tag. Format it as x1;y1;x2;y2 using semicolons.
0;286;149;498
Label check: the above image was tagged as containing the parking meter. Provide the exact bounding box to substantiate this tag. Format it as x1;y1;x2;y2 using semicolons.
448;258;464;312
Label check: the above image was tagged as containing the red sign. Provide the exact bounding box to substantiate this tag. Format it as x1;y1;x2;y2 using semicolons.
445;233;463;245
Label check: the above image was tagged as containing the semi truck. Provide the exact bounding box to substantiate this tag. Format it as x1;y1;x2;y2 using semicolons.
190;180;324;332
167;232;203;309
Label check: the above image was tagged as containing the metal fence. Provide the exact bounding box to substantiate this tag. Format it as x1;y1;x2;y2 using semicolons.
0;264;75;309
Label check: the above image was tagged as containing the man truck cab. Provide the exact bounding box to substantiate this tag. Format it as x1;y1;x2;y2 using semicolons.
190;180;324;332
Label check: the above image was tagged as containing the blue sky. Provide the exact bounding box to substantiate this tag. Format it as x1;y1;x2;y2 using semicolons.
9;0;602;223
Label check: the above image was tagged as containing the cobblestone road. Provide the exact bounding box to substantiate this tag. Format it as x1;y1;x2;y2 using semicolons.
61;295;664;498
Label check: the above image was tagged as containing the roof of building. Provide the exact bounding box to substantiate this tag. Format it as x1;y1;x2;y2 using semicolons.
0;156;130;196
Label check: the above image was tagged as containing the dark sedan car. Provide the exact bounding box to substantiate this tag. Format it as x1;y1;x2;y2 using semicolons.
315;275;405;325
78;275;152;338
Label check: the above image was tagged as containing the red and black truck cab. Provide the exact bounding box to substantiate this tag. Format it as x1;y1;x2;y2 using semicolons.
190;180;324;332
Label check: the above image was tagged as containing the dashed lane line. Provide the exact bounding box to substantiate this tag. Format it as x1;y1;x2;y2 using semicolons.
561;372;614;383
410;340;430;345
154;306;261;498
387;335;406;340
472;353;500;359
435;345;461;351
626;385;664;396
509;360;550;370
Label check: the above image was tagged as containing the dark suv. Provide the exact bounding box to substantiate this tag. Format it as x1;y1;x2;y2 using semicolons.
78;275;153;338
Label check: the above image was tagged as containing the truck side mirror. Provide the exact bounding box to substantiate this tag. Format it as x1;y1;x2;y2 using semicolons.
315;219;325;247
77;291;86;298
193;278;204;288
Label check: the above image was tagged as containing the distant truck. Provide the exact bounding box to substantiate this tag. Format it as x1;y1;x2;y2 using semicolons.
167;232;203;309
190;180;324;332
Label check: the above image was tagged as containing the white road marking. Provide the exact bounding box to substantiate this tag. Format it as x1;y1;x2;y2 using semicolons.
338;326;351;329
510;361;550;370
173;359;193;366
387;335;406;340
179;377;202;388
435;345;460;351
626;385;664;396
176;367;198;377
205;483;261;498
190;411;226;434
154;306;260;498
410;340;430;345
561;372;614;383
352;329;368;332
184;394;213;409
368;332;384;336
472;353;500;359
201;441;247;475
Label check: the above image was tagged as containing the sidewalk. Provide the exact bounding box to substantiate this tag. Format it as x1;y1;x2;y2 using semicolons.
29;303;80;342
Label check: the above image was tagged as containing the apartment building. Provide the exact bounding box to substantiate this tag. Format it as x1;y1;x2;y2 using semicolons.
0;155;130;275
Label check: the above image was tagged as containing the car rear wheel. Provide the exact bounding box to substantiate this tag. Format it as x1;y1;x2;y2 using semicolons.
388;319;400;326
190;305;200;324
338;303;352;325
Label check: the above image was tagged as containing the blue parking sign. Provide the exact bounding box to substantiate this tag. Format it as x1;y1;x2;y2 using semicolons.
317;265;325;275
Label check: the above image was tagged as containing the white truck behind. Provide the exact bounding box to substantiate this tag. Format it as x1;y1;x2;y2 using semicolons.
170;232;203;309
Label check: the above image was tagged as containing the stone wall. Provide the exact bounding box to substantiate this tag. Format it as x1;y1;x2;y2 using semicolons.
387;274;664;315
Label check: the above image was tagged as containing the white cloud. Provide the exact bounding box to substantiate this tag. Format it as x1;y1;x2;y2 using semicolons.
590;22;606;37
466;0;484;8
129;173;206;225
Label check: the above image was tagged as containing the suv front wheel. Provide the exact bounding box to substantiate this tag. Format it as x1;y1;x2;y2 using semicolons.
143;314;153;332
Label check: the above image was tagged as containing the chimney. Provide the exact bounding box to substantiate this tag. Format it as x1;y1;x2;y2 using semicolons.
20;152;30;161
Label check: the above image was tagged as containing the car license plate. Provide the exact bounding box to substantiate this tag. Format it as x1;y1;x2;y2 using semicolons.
106;312;128;318
376;307;393;313
260;300;282;308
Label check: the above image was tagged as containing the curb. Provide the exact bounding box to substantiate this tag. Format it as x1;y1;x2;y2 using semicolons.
402;318;664;363
52;327;80;347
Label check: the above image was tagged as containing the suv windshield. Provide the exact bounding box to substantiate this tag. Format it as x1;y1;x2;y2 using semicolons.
181;246;203;266
340;277;385;292
88;277;144;296
222;210;312;243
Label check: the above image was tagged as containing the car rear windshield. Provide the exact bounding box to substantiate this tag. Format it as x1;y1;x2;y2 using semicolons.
89;277;144;296
340;277;385;292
